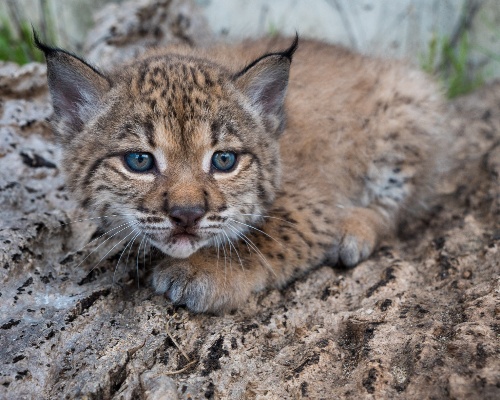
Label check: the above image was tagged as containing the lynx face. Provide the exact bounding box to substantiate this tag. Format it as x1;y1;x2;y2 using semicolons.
37;35;297;259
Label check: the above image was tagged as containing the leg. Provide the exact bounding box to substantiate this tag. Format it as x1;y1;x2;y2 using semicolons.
151;210;323;313
337;207;393;267
151;205;393;312
152;248;268;313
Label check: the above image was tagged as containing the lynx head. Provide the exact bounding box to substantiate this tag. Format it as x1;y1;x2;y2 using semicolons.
36;33;297;258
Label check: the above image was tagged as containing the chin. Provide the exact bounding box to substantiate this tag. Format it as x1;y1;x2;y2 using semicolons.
151;237;208;259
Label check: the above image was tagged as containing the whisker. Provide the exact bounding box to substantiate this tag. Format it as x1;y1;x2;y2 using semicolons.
60;213;137;226
237;213;298;227
149;238;153;268
219;233;228;279
229;218;283;247
136;234;147;288
225;237;233;275
214;235;220;269
86;225;139;278
226;223;277;278
112;228;139;285
214;235;224;284
222;229;244;272
72;220;134;257
125;230;142;270
143;234;147;271
237;212;310;248
228;232;232;272
76;221;139;269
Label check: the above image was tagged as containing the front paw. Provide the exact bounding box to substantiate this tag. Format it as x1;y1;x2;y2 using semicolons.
152;259;249;313
336;208;385;268
338;233;375;267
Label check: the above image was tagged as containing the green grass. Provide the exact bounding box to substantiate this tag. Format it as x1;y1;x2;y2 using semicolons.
267;20;280;37
419;0;493;99
0;18;44;64
0;0;59;65
420;31;485;99
445;33;484;98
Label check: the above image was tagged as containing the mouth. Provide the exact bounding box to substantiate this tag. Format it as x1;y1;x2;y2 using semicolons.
147;229;204;259
170;232;198;243
145;222;224;258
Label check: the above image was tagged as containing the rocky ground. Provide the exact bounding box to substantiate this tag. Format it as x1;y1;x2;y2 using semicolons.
1;1;499;399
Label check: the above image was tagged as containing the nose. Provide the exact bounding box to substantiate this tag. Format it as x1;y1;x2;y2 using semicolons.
169;206;205;228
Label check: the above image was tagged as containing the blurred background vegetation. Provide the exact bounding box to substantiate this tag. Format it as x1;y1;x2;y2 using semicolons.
0;0;104;63
0;0;499;98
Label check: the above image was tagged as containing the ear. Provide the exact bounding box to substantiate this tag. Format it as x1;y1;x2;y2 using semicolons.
234;35;298;136
34;31;110;135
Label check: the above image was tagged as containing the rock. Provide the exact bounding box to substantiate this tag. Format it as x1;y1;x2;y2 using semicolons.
83;0;212;67
0;6;499;399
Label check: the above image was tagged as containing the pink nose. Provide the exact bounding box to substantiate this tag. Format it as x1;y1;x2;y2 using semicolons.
168;206;205;228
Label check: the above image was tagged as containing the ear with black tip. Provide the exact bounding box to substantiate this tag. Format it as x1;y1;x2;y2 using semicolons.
34;30;110;136
234;34;298;136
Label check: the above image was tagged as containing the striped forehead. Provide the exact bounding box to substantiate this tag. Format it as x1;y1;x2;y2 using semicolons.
154;118;212;151
115;58;252;164
151;117;246;175
116;103;246;152
132;57;225;98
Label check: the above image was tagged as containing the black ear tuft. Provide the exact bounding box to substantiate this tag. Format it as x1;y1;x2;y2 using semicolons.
34;29;110;137
33;27;56;57
235;34;299;79
234;35;299;137
33;28;46;52
281;32;299;61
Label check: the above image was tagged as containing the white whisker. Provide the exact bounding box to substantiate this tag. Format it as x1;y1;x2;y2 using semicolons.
125;230;142;269
237;213;298;227
219;233;228;278
143;234;147;271
222;229;244;272
226;223;276;277
214;235;220;268
148;238;153;268
76;221;139;269
72;220;133;257
236;212;310;248
229;218;283;246
112;228;139;285
214;235;224;284
86;225;139;278
136;234;147;288
60;213;137;226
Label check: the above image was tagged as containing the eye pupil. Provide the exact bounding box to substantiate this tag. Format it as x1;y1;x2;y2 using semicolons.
125;152;154;172
212;151;236;172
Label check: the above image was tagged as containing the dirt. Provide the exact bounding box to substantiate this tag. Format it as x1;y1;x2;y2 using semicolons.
0;1;499;399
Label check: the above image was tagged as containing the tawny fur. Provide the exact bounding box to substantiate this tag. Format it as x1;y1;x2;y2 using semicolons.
39;36;450;313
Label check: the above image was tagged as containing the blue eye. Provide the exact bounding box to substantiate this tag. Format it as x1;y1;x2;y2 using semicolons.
212;151;237;172
124;152;155;172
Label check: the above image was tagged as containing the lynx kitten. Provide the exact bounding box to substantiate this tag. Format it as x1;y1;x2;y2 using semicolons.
37;34;448;313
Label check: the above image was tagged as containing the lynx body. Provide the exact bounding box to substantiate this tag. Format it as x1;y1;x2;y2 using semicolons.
38;36;448;312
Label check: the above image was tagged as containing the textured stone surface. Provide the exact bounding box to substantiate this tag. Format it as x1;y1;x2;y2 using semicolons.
83;0;212;67
1;15;499;400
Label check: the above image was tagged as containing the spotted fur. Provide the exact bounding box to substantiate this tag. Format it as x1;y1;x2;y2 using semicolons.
38;35;450;313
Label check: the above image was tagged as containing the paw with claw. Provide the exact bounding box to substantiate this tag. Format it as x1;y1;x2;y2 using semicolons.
152;253;257;313
326;207;388;268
